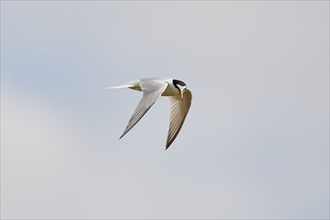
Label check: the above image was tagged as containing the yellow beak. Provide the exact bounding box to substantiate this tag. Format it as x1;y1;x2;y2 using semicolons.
180;90;184;99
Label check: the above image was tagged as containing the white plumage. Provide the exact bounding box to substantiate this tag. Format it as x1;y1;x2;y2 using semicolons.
110;77;192;150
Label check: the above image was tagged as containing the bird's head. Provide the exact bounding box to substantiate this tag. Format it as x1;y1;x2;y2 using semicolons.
173;79;187;99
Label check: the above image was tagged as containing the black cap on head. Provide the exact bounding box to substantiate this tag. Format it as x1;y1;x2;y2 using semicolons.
173;79;186;89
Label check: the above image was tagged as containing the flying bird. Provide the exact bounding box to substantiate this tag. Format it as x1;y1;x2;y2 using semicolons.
110;77;192;150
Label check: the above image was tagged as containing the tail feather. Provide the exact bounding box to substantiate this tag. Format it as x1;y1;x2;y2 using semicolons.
106;79;140;90
106;84;135;89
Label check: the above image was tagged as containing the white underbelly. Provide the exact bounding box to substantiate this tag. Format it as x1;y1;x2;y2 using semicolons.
161;84;179;96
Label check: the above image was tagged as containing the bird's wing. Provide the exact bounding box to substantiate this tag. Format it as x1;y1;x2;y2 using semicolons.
166;89;192;149
120;79;168;139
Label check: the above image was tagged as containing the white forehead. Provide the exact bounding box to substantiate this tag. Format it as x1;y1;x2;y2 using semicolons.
177;84;186;90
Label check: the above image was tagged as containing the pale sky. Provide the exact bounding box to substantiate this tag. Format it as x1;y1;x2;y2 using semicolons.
1;1;329;219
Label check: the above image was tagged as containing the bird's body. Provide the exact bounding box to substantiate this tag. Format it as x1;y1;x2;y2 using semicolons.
112;77;178;96
110;77;192;150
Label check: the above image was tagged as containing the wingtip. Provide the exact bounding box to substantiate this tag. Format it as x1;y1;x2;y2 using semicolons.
119;134;124;140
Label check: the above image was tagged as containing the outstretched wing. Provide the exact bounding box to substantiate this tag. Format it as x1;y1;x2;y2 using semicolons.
120;79;168;139
166;89;192;149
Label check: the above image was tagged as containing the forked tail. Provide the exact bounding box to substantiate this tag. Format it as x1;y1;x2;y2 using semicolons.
106;80;139;89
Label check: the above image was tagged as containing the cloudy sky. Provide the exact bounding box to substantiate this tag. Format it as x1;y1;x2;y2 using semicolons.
1;1;329;219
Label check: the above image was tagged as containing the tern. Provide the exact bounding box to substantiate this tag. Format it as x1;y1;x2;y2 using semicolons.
111;77;192;150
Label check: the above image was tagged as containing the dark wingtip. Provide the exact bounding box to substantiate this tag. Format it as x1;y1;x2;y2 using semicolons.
119;133;125;140
119;129;129;140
